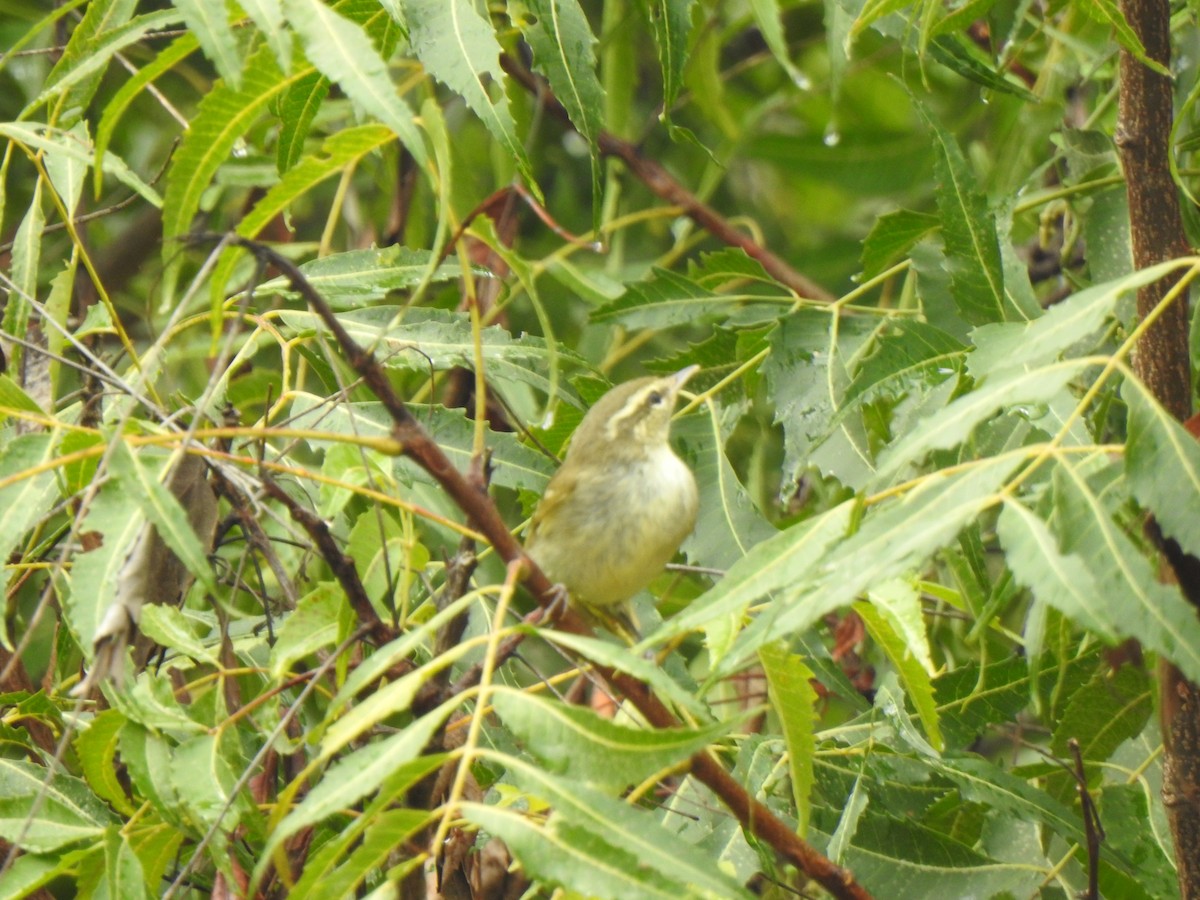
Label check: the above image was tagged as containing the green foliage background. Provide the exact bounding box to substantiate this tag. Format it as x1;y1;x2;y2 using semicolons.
1;0;1198;897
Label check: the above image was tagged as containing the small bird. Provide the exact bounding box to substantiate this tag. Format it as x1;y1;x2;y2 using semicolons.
525;366;700;637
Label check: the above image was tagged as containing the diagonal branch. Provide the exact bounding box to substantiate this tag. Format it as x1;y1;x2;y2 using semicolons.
499;55;835;303
221;234;871;900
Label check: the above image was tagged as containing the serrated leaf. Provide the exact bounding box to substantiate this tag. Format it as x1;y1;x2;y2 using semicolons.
269;583;344;678
843;813;1039;898
0;759;117;852
282;0;426;163
514;0;604;223
860;208;939;278
846;320;965;405
1079;0;1170;76
256;242;462;304
275;70;330;172
652;499;856;645
161;45;287;257
675;409;777;569
0;434;58;564
915;103;1007;325
874;361;1082;480
139;605;219;666
759;643;816;835
173;0;242;87
641;0;696;126
75;709;136;816
491;687;730;792
39;0;138;126
62;473;145;652
715;456;1017;679
277;306;590;398
466;754;751;899
211;125;396;305
857;601;942;751
111;448;217;596
95;32;199;195
260;709;450;873
997;500;1119;640
3;179;43;374
1124;377;1200;560
240;0;292;72
748;0;809;89
968;260;1182;378
408;0;532;189
1052;460;1200;683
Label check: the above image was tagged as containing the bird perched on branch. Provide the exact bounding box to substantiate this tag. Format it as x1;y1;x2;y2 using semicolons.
525;366;700;638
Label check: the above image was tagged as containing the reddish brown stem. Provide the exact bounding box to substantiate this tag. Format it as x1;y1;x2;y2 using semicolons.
1117;2;1199;896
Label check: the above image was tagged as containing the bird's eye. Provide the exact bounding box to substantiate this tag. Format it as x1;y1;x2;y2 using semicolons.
647;390;664;406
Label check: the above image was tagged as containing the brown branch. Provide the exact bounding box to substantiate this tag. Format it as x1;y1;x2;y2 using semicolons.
222;235;870;900
1068;738;1103;900
258;472;392;646
1116;2;1199;897
498;55;835;303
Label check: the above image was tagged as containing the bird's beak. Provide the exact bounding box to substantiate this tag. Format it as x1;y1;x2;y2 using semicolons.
672;364;700;391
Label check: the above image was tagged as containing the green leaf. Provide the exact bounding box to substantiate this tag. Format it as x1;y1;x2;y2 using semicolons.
172;733;243;831
846;320;965;405
211;125;397;305
282;0;426;163
758;643;817;835
1051;460;1200;683
407;0;532;189
996;500;1120;640
1078;0;1170;77
1048;665;1151;801
261;708;451;871
109;447;217;595
240;0;292;72
968;261;1183;378
275;70;330;172
874;361;1082;481
139;605;220;667
653;499;856;645
713;456;1017;679
3;179;43;374
514;0;605;223
0;123;161;208
255;241;464;306
641;0;696;127
75;709;136;816
860;208;939;278
161;45;287;259
119;724;184;827
465;755;752;899
856;586;942;750
915;103;1008;325
674;409;777;570
269;583;345;678
0;759;117;852
277;306;591;398
0;434;58;565
1124;377;1200;560
39;0;138;126
747;0;809;90
96;827;148;900
843;813;1039;899
62;474;145;652
94;33;199;195
173;0;243;88
491;687;731;792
